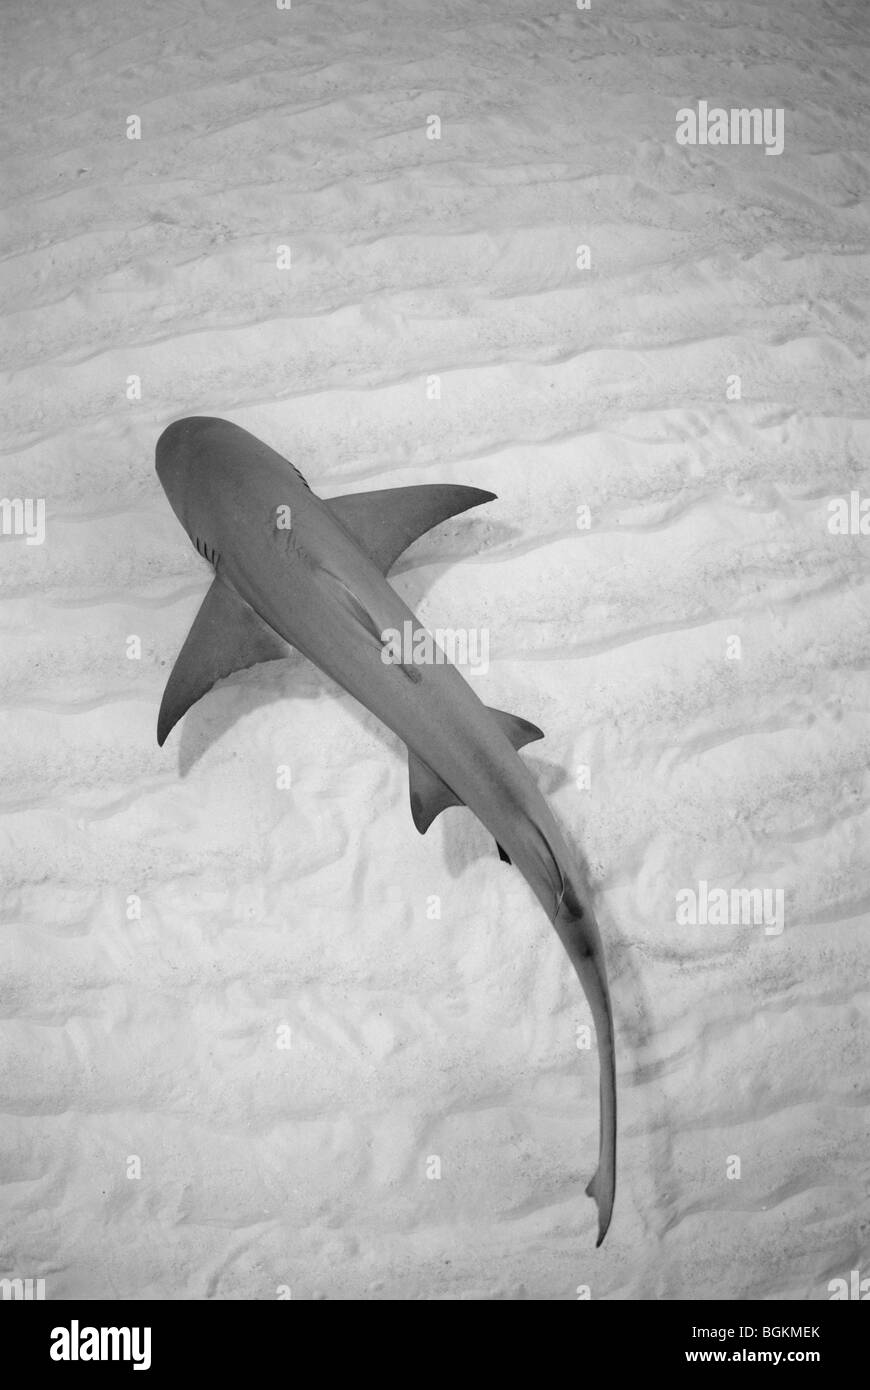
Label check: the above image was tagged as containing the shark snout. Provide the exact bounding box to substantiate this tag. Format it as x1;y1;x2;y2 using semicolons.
155;416;218;481
156;417;231;527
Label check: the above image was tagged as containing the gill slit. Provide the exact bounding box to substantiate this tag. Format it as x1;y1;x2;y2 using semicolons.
194;536;221;566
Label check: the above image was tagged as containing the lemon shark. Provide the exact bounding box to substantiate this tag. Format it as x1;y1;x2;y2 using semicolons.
156;416;617;1244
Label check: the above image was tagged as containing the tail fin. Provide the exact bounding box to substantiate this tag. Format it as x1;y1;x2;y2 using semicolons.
553;879;617;1246
585;1107;616;1247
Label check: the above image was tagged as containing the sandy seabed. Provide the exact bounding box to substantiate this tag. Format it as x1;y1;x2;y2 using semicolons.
1;0;868;1299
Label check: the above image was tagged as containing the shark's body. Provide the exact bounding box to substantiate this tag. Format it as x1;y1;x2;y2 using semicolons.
156;416;616;1243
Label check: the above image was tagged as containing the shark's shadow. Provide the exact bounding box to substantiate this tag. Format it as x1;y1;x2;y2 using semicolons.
170;529;672;1247
174;530;566;881
173;511;514;796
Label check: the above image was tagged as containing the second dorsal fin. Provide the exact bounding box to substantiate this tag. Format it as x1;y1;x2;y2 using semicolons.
327;483;496;574
406;706;543;838
487;706;545;750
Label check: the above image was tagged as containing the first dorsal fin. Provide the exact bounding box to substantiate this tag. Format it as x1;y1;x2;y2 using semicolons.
157;577;288;746
408;749;464;834
326;483;496;574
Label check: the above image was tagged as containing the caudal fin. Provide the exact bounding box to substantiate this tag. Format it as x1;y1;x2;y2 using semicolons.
553;880;617;1246
585;1118;616;1246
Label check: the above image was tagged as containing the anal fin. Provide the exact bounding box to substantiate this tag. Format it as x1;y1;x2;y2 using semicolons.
158;577;288;746
408;750;464;834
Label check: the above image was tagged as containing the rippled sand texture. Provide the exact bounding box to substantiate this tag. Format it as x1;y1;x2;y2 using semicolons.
2;0;869;1300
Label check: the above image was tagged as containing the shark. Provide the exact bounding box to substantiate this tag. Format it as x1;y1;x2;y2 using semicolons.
155;416;617;1244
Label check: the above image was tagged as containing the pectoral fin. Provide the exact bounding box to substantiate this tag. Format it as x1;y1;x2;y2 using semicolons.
327;484;496;574
157;577;288;745
408;750;464;834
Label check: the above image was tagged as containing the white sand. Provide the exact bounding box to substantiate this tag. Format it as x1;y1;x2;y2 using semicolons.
1;0;868;1299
